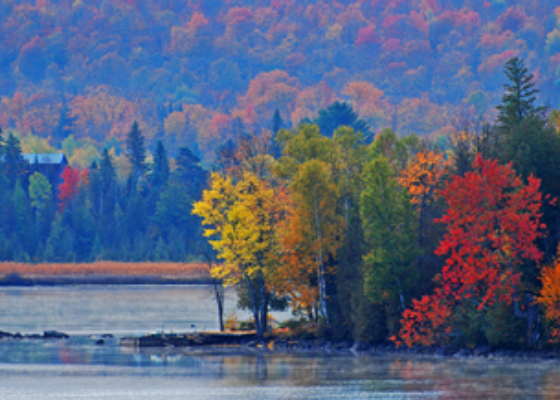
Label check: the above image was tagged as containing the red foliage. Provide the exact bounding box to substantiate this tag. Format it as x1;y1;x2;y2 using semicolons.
397;155;544;347
58;166;88;212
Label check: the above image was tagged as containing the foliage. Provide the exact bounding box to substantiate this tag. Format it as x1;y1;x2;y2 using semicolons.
537;254;560;343
397;155;544;348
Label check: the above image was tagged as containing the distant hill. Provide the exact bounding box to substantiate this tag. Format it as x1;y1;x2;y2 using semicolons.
0;0;559;162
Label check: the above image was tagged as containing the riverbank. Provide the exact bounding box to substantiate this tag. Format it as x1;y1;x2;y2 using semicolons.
2;328;560;360
120;333;560;360
0;262;212;285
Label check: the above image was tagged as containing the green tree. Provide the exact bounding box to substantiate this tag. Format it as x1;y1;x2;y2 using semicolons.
360;156;418;337
4;133;27;189
331;126;367;339
28;172;52;229
495;57;560;263
126;121;147;186
150;140;170;189
497;57;545;129
315;102;370;139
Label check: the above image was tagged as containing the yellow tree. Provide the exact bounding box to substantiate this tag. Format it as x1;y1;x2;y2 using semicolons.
193;171;281;337
274;124;343;325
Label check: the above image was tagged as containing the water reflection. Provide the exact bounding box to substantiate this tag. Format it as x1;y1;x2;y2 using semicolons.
1;285;560;398
1;339;560;399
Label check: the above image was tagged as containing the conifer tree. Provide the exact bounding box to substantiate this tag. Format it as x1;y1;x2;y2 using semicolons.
496;57;560;262
150;141;170;188
497;57;545;128
315;102;370;139
126;121;147;185
3;133;27;189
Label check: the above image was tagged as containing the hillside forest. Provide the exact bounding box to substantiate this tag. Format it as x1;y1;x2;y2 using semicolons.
2;0;560;349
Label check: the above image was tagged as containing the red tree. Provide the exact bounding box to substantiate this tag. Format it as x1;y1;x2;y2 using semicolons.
58;166;88;212
396;155;544;347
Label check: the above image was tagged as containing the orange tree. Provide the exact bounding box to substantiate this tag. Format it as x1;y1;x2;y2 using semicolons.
396;155;544;348
537;253;560;344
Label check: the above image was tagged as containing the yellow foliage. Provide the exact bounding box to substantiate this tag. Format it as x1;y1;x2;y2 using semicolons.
192;171;282;287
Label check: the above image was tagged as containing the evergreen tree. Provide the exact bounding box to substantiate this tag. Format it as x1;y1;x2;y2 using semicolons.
495;57;560;263
176;146;208;200
4;133;27;189
497;57;545;129
125;121;147;185
315;102;371;140
12;180;33;255
150;140;170;188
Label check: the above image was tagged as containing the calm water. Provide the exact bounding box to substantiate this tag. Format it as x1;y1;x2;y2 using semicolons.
1;285;560;399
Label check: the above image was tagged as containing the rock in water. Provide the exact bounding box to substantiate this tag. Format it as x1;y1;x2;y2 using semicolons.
43;331;69;339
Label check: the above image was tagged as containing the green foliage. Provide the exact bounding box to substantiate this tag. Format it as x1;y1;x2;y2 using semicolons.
126;121;147;185
484;302;526;349
315;102;370;139
360;156;418;336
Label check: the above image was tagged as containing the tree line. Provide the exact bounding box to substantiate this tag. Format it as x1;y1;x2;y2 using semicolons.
0;121;207;262
195;57;560;348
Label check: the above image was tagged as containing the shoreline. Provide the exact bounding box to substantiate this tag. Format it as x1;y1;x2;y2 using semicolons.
0;274;215;286
3;329;560;361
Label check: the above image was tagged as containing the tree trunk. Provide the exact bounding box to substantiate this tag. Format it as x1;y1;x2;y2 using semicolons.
245;274;261;337
259;277;268;336
313;190;329;324
214;281;225;332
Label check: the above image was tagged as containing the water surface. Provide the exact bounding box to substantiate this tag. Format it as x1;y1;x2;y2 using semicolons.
1;285;559;399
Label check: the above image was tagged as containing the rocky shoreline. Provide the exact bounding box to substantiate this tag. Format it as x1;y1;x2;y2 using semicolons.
3;329;560;360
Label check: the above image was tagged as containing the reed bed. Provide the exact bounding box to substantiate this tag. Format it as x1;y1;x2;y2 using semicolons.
0;262;209;278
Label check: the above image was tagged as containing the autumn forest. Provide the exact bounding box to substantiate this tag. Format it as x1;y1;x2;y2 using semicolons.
2;0;560;349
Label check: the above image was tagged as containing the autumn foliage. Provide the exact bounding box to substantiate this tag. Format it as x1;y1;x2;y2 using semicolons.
537;255;560;343
397;155;544;347
58;166;89;212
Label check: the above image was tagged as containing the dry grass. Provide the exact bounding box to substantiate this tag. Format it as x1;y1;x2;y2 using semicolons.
0;262;210;278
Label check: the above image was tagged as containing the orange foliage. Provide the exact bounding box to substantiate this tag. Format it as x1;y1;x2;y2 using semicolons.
0;262;208;278
70;86;151;143
238;70;298;126
398;151;447;208
537;254;560;343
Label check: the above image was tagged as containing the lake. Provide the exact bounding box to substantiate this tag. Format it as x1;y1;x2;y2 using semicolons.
0;285;559;399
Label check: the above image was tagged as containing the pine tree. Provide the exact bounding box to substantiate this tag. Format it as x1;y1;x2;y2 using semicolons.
150;141;170;188
3;133;27;189
495;57;560;263
176;146;207;200
126;121;147;185
315;102;371;139
497;57;545;129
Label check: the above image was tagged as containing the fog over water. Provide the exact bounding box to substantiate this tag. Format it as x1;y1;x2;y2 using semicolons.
0;285;559;399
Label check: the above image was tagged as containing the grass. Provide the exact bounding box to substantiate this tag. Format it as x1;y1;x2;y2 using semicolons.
0;261;210;278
